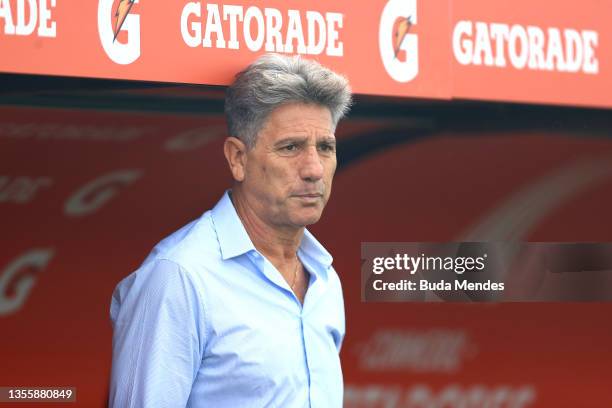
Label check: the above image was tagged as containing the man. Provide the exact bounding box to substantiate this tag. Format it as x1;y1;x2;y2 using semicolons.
109;54;352;407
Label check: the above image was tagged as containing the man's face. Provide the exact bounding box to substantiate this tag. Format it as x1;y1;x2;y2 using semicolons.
242;102;337;229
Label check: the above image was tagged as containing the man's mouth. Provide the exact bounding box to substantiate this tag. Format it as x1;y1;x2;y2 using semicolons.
293;193;323;203
294;193;323;198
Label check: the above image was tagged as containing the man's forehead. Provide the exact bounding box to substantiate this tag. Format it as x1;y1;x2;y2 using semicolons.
272;121;334;134
261;108;333;137
265;128;336;145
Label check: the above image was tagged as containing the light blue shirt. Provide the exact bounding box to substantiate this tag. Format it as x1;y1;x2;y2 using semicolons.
109;191;345;407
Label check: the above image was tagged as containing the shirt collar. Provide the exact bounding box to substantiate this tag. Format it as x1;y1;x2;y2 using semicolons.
300;228;333;269
210;190;334;268
211;190;255;260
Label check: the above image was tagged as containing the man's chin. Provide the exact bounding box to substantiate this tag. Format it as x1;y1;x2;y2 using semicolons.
290;211;323;227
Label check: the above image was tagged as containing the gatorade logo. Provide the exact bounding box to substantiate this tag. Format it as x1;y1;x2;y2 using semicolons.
452;21;599;74
64;169;143;217
98;0;140;65
0;0;57;37
379;0;418;83
0;249;54;316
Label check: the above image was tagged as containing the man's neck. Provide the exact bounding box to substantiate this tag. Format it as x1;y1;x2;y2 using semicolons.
230;188;303;263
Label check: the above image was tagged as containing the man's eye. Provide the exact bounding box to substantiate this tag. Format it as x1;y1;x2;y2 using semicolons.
282;144;298;152
318;143;336;152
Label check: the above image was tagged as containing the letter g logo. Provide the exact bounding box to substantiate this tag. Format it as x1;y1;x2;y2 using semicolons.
379;0;418;82
98;0;141;65
0;249;54;316
64;169;143;217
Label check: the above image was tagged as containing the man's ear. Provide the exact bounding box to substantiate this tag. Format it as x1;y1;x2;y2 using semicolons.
224;136;247;182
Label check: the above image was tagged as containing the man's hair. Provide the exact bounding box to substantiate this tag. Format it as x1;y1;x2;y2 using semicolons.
225;53;352;148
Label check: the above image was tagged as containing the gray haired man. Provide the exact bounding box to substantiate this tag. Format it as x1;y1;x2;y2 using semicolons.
109;54;352;407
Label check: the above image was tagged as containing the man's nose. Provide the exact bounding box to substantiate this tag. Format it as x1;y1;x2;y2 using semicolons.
299;146;324;182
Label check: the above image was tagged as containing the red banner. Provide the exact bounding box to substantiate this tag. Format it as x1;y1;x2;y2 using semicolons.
1;0;611;107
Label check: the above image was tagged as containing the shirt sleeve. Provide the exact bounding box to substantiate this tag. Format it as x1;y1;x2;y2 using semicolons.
109;259;206;408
